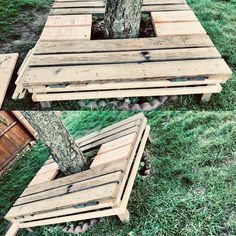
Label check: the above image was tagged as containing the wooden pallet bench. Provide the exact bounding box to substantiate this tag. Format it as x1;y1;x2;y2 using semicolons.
0;53;18;109
5;113;150;234
16;35;231;104
12;0;232;106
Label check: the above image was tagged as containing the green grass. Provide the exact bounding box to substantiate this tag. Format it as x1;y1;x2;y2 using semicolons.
1;0;236;110
0;0;51;43
0;111;235;235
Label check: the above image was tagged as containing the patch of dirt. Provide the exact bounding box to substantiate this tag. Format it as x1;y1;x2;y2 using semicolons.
1;9;50;110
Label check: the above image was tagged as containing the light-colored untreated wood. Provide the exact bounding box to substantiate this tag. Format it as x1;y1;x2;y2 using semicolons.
13;0;232;103
201;93;212;102
151;11;198;23
5;223;19;236
117;209;130;223
153;21;206;36
5;114;149;230
0;53;18;108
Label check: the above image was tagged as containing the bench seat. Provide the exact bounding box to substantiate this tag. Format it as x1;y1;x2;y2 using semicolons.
5;113;150;231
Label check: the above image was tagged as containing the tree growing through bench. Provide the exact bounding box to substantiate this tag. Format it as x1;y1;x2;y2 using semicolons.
105;0;143;38
23;111;87;175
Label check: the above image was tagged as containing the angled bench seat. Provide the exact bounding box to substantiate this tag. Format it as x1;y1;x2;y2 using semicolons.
5;113;150;232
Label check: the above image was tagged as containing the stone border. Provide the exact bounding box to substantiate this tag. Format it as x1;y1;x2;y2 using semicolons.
77;96;178;111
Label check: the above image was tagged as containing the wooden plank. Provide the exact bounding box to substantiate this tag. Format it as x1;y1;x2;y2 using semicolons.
0;53;18;108
5;182;118;219
53;1;105;8
151;11;198;23
49;4;190;15
114;117;147;204
54;0;187;4
20;158;127;197
28;168;59;186
91;145;133;168
97;133;137;155
52;0;187;8
40;26;91;41
30;47;221;66
79;127;139;152
22;59;232;86
14;171;122;206
30;79;223;94
120;125;150;210
36;162;59;175
45;15;92;27
153;22;206;36
17;50;32;75
5;223;19;236
76;113;144;144
32;84;222;101
34;35;214;54
78;118;140;148
54;0;186;4
13;200;114;223
18;207;121;228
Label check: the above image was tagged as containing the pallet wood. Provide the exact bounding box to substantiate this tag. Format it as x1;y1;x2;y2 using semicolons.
5;114;149;230
50;0;190;16
13;0;232;105
0;53;18;108
40;15;92;41
150;8;228;100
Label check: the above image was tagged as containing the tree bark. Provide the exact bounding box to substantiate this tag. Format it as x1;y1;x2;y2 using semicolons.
22;111;87;175
104;0;143;39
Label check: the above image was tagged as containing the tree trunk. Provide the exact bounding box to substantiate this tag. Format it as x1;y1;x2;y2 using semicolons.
104;0;143;39
22;111;87;175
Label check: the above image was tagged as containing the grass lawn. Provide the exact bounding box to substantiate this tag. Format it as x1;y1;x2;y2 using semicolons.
1;0;236;110
0;111;235;235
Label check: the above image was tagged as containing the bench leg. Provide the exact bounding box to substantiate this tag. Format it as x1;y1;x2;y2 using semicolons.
117;209;130;223
201;93;212;102
40;101;51;109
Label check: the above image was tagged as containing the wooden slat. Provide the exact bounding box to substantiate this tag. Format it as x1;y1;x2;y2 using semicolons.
153;22;206;36
78;118;141;148
32;84;222;101
18;207;121;228
76;113;144;144
97;133;137;155
53;1;105;8
113;117;147;203
20;158;127;197
22;59;232;86
54;0;186;4
34;35;214;54
5;182;118;219
30;47;221;66
40;26;91;41
45;15;92;27
91;144;133;168
120;125;150;210
0;53;18;108
13;200;114;223
151;11;198;23
27;158;59;187
5;223;19;236
30;79;223;94
14;171;122;206
49;4;190;15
